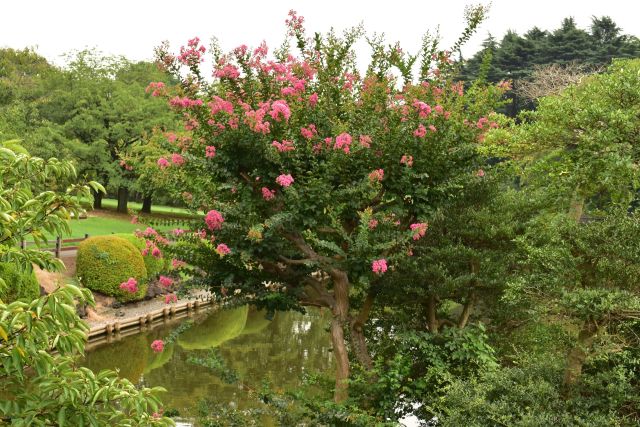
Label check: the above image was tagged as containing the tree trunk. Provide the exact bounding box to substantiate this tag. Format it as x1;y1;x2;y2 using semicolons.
141;194;152;214
351;291;375;370
116;187;129;213
426;294;439;333
92;189;103;210
562;318;598;395
329;269;350;403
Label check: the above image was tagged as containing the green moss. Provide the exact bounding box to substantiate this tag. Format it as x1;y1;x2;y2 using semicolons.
76;236;148;302
178;306;249;350
0;262;40;303
112;233;164;278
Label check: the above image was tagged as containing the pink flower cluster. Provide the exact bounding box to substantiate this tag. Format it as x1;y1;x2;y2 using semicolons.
369;169;384;183
172;258;186;269
216;243;231;256
157;157;169;169
285;9;305;36
334;132;352;153
309;92;318;107
205;210;224;231
171;153;185;166
262;187;276;200
276;174;294;187
359;135;372;148
372;259;388;275
269;100;291;122
413;100;432;118
119;277;138;294
178;37;205;66
213;63;240;79
165;294;177;304
145;81;165;97
159;276;174;287
169;96;203;109
272;139;295;152
209;96;234;115
410;222;428;240
414;124;427;138
400;155;413;167
368;219;378;229
205;145;216;158
300;124;317;140
151;339;165;353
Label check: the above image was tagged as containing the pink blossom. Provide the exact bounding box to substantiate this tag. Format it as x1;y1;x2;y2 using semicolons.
130;216;139;224
164;294;177;304
476;169;485;177
413;124;427;138
334;132;352;154
400;155;414;167
269;100;291;122
410;222;428;241
159;276;174;287
157;157;170;169
216;243;231;256
429;125;437;133
208;96;234;115
119;277;138;294
205;210;224;230
172;258;186;269
309;92;318;107
300;124;317;140
171;153;185;166
477;117;489;129
368;169;384;183
262;187;276;201
372;259;388;275
276;174;294;187
413;100;431;118
151;340;165;353
434;105;444;115
151;247;162;258
143;227;158;237
272;139;295;152
368;219;378;229
172;228;185;236
359;134;372;148
213;63;240;79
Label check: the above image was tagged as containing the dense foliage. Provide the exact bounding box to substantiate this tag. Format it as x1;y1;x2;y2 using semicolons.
0;149;173;425
76;235;148;302
0;262;40;303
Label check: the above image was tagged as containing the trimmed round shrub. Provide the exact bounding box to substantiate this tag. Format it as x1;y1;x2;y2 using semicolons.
113;233;164;278
0;262;40;303
76;236;148;302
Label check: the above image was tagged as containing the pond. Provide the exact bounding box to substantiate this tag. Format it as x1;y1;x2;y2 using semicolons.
82;305;334;423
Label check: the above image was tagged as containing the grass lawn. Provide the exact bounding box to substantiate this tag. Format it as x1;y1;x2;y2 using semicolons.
99;198;200;218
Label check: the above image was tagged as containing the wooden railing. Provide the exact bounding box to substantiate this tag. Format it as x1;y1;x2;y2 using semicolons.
19;234;90;258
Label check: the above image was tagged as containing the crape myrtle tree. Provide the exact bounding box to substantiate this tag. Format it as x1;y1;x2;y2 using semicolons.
0;147;173;425
148;7;510;401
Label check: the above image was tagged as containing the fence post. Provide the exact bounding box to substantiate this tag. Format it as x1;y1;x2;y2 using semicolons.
20;239;25;250
84;233;89;240
55;236;61;258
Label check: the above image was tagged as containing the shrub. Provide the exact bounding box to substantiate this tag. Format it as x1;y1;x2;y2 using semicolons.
76;235;148;302
113;233;165;278
0;262;40;303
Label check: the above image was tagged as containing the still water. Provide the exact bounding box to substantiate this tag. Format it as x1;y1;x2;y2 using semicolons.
83;306;334;421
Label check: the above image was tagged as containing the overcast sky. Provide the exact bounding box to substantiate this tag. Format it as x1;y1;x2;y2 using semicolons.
2;0;639;67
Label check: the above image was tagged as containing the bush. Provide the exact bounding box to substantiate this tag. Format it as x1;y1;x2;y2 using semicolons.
0;262;40;303
113;233;165;278
76;235;148;302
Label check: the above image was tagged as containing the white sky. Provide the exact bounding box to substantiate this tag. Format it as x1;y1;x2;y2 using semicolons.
1;0;639;67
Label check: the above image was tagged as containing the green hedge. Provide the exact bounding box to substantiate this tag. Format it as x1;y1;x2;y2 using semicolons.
0;262;40;303
112;233;165;278
76;236;148;302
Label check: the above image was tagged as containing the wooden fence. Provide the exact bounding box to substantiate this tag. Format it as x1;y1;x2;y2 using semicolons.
20;234;90;258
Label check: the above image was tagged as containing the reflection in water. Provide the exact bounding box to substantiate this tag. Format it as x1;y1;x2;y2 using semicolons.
83;306;334;418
